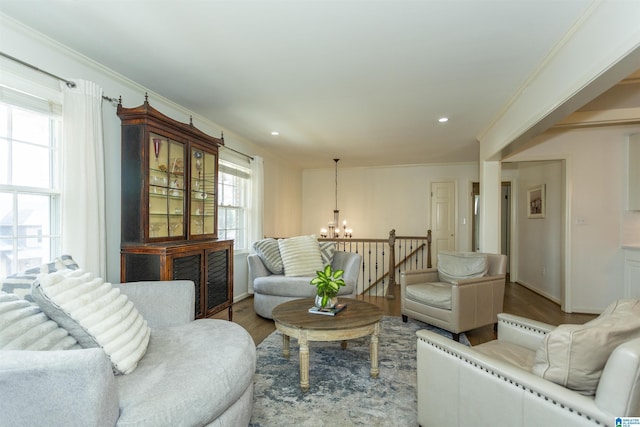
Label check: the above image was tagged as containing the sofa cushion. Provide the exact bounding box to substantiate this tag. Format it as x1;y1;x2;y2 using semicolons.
32;269;150;375
474;339;537;369
437;251;488;284
319;241;336;265
0;291;79;350
532;299;640;396
253;238;283;275
0;255;79;301
406;282;452;310
115;319;256;426
278;235;324;277
254;275;355;297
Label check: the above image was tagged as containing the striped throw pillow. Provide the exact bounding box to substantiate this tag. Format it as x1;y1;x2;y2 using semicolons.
0;255;80;302
253;238;284;274
278;235;324;277
0;291;79;350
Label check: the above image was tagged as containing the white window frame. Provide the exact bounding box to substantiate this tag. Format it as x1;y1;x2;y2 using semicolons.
0;86;63;276
218;158;251;252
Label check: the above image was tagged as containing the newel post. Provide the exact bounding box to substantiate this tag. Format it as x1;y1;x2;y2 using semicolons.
427;229;432;268
386;229;396;299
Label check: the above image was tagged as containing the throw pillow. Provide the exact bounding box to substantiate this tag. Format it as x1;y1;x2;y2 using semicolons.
319;241;336;266
31;269;151;375
532;299;640;395
0;255;80;302
437;251;488;284
278;235;324;277
253;238;283;274
0;291;79;350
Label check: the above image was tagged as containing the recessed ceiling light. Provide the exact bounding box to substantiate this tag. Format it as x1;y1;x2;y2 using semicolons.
271;131;280;136
438;117;449;123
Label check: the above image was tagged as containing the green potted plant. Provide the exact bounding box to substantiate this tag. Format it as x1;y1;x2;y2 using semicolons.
310;264;346;308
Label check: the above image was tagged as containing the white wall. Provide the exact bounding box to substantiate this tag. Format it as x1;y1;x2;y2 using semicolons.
511;161;564;303
507;125;640;313
623;134;640;245
264;159;302;238
302;163;478;249
1;16;302;300
623;211;640;246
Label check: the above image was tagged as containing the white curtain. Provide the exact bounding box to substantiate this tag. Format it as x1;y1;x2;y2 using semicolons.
61;80;107;278
248;155;264;293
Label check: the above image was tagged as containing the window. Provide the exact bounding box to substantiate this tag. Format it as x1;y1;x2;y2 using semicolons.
0;94;62;277
218;159;250;251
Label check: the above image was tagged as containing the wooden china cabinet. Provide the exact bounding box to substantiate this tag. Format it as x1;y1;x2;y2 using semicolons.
117;97;233;319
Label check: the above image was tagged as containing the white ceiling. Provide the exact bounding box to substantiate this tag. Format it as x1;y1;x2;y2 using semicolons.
0;0;597;168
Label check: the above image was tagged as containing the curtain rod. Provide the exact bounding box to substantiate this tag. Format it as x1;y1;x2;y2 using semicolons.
0;51;118;106
221;144;254;161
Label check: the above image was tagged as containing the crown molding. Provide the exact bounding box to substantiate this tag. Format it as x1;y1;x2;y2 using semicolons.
553;107;640;129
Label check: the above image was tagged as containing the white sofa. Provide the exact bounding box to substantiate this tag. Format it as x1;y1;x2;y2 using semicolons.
247;251;362;319
416;307;640;427
248;250;362;319
0;280;256;426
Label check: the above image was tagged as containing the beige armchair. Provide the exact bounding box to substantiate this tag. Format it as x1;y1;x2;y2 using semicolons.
400;251;507;341
416;304;640;426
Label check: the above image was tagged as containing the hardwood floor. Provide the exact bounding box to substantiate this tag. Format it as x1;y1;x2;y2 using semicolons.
214;282;597;346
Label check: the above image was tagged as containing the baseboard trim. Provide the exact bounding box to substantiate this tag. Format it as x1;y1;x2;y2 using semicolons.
233;292;251;303
514;281;561;305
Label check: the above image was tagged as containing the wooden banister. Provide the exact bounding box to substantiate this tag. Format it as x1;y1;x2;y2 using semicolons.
427;229;432;268
266;229;432;298
386;230;396;299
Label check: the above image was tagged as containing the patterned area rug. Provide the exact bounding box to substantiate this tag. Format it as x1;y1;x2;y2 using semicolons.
249;316;469;427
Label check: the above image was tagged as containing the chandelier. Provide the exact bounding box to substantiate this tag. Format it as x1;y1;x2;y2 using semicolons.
320;159;352;238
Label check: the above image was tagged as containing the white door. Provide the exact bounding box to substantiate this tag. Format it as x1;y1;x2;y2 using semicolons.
431;181;455;266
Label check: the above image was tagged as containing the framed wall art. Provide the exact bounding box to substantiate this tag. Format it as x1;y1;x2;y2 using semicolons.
527;184;545;219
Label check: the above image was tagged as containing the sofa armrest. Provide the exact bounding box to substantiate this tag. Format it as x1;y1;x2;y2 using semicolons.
248;253;271;280
449;273;504;286
0;348;119;427
400;269;440;286
416;329;609;426
595;337;640;417
114;280;195;328
496;313;555;351
448;276;505;331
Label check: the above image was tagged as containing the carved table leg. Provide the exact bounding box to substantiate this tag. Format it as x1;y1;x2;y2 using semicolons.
282;334;290;358
370;322;380;378
299;331;309;391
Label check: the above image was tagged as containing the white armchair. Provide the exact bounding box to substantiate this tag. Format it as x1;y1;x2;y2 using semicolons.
416;309;640;426
401;251;507;341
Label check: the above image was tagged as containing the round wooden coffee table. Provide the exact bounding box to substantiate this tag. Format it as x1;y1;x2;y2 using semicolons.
271;297;383;391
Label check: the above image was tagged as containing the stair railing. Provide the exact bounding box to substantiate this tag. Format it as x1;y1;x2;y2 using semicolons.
320;229;432;298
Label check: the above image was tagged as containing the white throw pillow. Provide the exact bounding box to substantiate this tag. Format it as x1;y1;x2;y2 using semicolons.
532;299;640;395
0;291;79;350
31;269;151;375
278;235;324;277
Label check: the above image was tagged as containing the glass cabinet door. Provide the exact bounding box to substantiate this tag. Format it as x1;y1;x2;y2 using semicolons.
148;133;185;239
190;148;217;237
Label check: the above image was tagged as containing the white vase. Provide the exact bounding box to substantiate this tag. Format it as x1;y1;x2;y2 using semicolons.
315;294;338;309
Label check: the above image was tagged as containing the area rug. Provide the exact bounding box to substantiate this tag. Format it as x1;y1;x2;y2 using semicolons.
249;316;469;427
